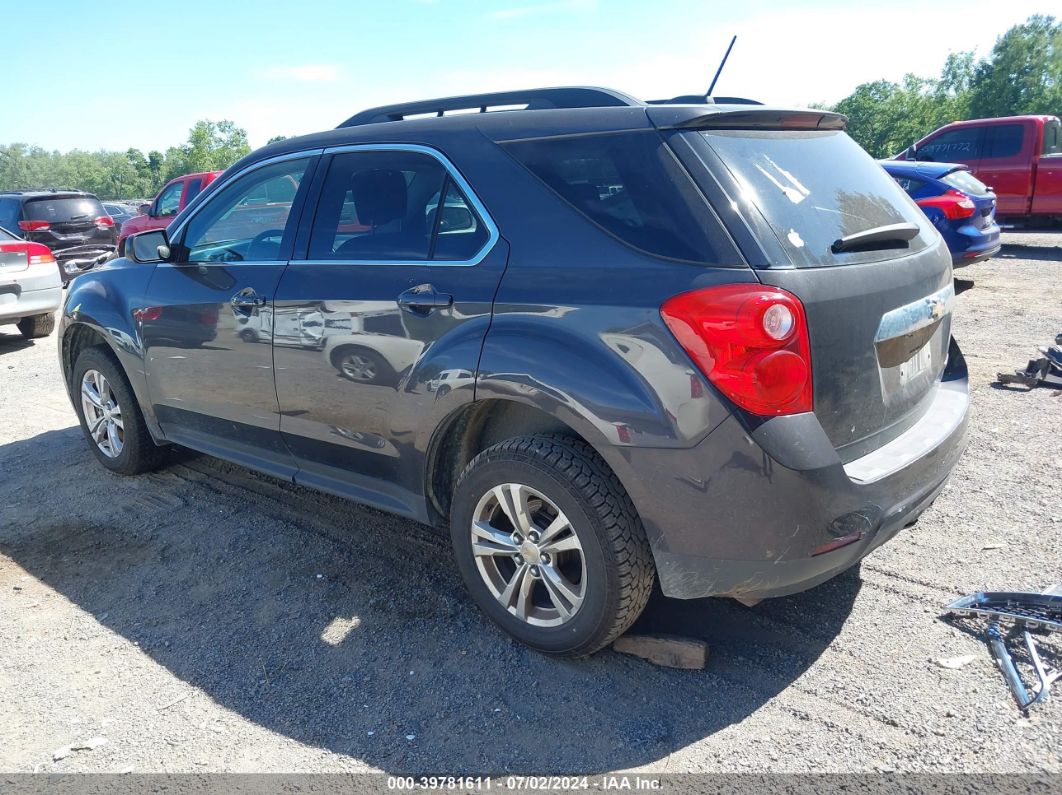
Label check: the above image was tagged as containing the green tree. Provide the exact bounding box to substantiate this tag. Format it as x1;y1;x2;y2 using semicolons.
165;119;250;179
968;15;1062;118
267;135;289;144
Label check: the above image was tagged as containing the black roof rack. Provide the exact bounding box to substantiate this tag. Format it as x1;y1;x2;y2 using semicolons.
338;87;642;128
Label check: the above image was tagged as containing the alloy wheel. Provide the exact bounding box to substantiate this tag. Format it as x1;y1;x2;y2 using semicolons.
80;369;124;458
341;353;377;381
471;483;586;627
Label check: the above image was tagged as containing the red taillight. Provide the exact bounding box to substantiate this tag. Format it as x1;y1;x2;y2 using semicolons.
661;284;813;416
917;189;976;220
18;220;51;232
94;215;115;228
27;242;55;265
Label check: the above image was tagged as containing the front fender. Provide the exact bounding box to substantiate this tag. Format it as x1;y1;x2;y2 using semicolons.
60;258;162;437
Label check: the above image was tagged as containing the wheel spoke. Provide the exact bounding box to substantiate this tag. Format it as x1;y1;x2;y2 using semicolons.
540;564;582;618
493;483;533;535
541;534;581;555
91;417;108;443
538;513;573;546
498;563;531;612
81;381;104;409
471;520;519;558
110;413;124;430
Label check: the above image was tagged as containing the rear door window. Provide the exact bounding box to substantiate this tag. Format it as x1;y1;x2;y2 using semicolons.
982;124;1025;160
504;130;729;264
697;129;929;267
307;149;491;263
918;128;982;162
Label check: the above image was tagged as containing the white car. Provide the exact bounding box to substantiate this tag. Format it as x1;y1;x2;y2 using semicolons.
0;227;61;338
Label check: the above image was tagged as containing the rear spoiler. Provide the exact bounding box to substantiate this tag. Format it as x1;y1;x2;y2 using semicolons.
647;106;847;131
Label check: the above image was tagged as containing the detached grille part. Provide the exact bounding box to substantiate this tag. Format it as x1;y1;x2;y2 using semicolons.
946;588;1062;710
996;332;1062;388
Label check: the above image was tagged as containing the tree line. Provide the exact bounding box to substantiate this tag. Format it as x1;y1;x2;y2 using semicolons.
0;121;268;201
0;14;1057;199
830;14;1061;157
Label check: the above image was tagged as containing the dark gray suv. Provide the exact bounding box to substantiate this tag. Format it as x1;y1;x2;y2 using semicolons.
58;87;969;656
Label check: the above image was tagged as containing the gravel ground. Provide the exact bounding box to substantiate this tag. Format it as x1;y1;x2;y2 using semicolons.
0;232;1059;775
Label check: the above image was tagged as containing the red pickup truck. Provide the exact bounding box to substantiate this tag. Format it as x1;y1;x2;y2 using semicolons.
897;115;1062;222
118;170;222;250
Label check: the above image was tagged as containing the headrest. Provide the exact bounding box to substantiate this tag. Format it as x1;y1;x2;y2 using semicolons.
350;168;407;226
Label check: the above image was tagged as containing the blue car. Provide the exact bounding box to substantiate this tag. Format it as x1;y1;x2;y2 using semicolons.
880;160;1001;266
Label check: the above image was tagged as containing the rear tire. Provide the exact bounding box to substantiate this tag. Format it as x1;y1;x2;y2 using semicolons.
450;435;655;657
72;346;164;475
17;313;55;339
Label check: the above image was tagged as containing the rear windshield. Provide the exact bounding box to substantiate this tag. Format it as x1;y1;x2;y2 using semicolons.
698;129;929;267
503;130;730;264
23;196;104;223
941;169;990;197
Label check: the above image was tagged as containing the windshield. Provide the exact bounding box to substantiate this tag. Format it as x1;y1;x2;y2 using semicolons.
698;129;931;267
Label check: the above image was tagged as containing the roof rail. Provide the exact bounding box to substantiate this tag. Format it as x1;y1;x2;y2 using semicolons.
338;87;642;128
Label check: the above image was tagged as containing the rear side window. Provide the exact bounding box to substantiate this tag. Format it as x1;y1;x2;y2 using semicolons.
23;196;105;222
982;124;1024;159
941;169;990;197
185;178;204;204
503;130;726;264
0;198;20;231
919;128;982;162
1044;119;1061;155
699;129;929;268
891;175;925;194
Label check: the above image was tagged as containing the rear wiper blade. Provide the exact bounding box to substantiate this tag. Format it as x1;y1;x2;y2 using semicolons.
831;222;920;254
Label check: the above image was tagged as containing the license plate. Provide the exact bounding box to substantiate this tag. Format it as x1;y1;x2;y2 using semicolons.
899;343;932;387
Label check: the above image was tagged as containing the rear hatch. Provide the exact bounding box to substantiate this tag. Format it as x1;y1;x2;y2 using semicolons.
20;195;116;257
664;110;954;461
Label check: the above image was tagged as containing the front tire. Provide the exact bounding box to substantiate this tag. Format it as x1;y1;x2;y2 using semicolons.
450;435;655;657
72;346;164;475
17;313;55;339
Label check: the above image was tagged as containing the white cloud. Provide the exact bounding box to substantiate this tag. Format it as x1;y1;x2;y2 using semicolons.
259;64;342;83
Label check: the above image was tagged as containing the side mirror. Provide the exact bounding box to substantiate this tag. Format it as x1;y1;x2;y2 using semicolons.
904;144;917;161
439;205;475;233
138;202;153;216
128;229;171;263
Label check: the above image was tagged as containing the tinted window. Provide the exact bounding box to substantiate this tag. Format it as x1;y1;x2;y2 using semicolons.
428;178;489;261
1044;119;1061;155
0;198;18;231
182;158;310;263
982;124;1024;159
155;181;184;217
504;131;724;263
700;129;928;268
941;169;990;197
23;196;105;223
891;175;925;194
0;226;17;242
918;128;982;162
184;178;204;204
309;150;452;262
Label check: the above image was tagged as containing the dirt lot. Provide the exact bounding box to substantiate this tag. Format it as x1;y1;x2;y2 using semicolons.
1;233;1060;775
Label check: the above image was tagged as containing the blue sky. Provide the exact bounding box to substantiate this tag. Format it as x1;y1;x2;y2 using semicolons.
3;0;1053;152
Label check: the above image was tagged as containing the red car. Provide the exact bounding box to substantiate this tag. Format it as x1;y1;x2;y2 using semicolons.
898;115;1062;221
118;170;222;250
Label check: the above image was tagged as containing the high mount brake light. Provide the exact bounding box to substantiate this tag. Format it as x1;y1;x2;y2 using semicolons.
661;284;813;416
917;189;976;221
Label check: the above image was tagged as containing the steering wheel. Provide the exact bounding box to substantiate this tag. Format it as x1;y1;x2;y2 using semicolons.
246;228;285;260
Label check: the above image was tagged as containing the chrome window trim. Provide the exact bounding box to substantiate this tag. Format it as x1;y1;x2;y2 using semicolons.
167;149;324;243
305;142;498;268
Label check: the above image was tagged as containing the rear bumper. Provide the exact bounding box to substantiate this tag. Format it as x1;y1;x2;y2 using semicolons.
948;222;1000;267
0;285;63;323
623;338;971;601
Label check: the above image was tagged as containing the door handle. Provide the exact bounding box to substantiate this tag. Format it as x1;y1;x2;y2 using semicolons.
231;290;267;311
398;285;453;313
